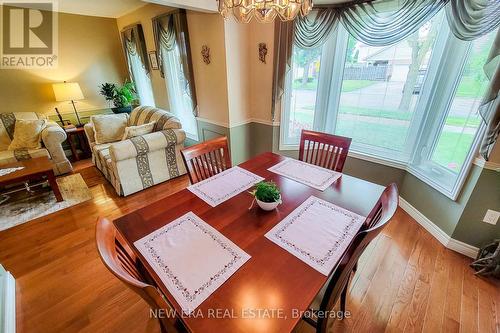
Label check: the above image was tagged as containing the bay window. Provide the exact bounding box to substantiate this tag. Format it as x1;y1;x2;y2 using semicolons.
281;10;497;199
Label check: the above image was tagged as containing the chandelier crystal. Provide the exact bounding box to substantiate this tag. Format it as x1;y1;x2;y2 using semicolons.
218;0;313;23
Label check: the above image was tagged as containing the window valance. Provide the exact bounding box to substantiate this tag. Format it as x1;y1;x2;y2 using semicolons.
152;10;198;116
121;24;150;75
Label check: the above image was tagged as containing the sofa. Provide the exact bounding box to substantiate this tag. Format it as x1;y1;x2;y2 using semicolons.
84;106;187;196
0;112;72;175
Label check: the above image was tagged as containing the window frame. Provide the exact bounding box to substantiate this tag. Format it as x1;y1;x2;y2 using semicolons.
279;17;490;200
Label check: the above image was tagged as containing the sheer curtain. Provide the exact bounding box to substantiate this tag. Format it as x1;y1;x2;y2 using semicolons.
122;25;155;107
128;44;155;106
153;10;198;139
162;45;198;138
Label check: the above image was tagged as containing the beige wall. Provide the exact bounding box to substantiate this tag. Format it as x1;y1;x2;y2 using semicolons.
0;9;128;116
187;12;230;125
249;21;275;123
225;20;251;126
489;142;500;163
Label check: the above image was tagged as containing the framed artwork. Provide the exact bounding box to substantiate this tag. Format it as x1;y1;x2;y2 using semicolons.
149;51;159;70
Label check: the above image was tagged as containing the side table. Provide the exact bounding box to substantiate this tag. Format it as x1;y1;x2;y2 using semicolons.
64;126;91;161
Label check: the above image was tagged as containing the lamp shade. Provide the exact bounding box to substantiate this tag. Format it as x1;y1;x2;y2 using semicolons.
52;82;84;101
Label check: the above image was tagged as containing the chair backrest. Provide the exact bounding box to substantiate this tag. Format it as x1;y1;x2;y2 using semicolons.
180;136;232;184
95;217;185;333
315;183;398;332
129;106;182;131
299;130;352;172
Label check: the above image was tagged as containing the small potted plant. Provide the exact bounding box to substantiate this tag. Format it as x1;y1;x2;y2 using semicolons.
250;181;282;211
99;81;138;114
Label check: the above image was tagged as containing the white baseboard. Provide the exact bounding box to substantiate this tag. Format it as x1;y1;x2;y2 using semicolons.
0;265;15;333
398;197;479;259
447;239;480;259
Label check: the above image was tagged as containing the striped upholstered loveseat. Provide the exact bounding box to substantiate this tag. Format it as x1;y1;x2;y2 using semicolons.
84;106;187;196
0;112;72;175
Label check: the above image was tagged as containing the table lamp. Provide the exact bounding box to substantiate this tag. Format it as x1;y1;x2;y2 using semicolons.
53;81;84;127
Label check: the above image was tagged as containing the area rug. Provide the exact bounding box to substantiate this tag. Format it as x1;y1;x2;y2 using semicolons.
0;173;92;231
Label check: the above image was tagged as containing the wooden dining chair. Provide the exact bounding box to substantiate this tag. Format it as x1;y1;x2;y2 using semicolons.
299;130;352;172
180;136;232;184
95;217;187;333
303;183;398;333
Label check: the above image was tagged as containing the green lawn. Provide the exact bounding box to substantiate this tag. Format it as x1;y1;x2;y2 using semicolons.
293;79;375;92
337;106;481;127
431;131;475;169
294;75;486;98
455;77;487;98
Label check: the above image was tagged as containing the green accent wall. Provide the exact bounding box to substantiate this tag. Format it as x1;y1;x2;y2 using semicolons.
452;168;500;246
400;166;481;236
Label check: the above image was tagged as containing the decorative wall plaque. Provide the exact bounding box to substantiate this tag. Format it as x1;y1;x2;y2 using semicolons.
258;43;267;63
201;45;210;64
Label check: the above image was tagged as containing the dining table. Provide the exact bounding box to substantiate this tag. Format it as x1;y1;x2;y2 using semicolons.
114;151;385;333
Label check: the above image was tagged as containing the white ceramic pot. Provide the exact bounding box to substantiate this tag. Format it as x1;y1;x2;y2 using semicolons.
256;196;282;211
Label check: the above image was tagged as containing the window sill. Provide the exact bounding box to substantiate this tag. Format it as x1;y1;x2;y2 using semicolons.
278;143;465;200
278;143;407;170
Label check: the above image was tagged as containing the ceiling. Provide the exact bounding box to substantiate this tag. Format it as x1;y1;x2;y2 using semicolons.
314;0;353;4
52;0;354;18
55;0;147;18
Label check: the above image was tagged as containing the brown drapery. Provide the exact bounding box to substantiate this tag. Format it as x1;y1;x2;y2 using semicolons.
271;20;294;121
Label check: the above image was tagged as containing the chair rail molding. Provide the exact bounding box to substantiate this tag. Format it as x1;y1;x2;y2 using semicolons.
398;197;479;259
0;265;15;333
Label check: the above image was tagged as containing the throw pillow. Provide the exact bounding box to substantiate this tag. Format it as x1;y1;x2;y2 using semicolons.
91;114;129;144
121;121;156;140
8;119;47;150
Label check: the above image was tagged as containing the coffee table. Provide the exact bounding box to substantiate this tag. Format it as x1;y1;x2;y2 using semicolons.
0;156;63;202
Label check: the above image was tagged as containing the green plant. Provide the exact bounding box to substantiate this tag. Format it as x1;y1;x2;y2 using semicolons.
99;81;137;108
250;181;281;203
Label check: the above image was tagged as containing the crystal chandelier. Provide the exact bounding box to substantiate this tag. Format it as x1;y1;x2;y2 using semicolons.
218;0;313;23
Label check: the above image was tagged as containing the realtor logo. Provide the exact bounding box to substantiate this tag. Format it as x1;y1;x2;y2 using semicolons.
1;0;58;68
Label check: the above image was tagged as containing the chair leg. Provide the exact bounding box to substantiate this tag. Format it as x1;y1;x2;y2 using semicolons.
340;283;348;313
159;319;168;333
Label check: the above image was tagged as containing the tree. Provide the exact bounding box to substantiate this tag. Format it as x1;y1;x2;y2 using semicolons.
346;37;359;64
398;22;438;111
293;47;321;86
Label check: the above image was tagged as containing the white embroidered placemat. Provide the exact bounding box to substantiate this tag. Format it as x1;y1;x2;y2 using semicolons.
134;212;251;314
187;166;264;207
268;158;341;191
0;167;24;177
265;196;365;275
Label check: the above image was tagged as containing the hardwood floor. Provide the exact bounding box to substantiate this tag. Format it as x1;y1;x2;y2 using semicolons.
0;162;498;333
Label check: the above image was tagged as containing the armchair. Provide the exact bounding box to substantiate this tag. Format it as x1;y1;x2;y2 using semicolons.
84;107;187;196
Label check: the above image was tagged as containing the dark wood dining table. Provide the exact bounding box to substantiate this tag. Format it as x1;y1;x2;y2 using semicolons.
114;152;384;333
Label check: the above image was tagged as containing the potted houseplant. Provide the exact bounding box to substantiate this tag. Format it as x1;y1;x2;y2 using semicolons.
250;181;282;211
99;81;138;114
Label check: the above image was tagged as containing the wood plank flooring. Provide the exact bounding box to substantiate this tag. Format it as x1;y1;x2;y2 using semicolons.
0;162;498;333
